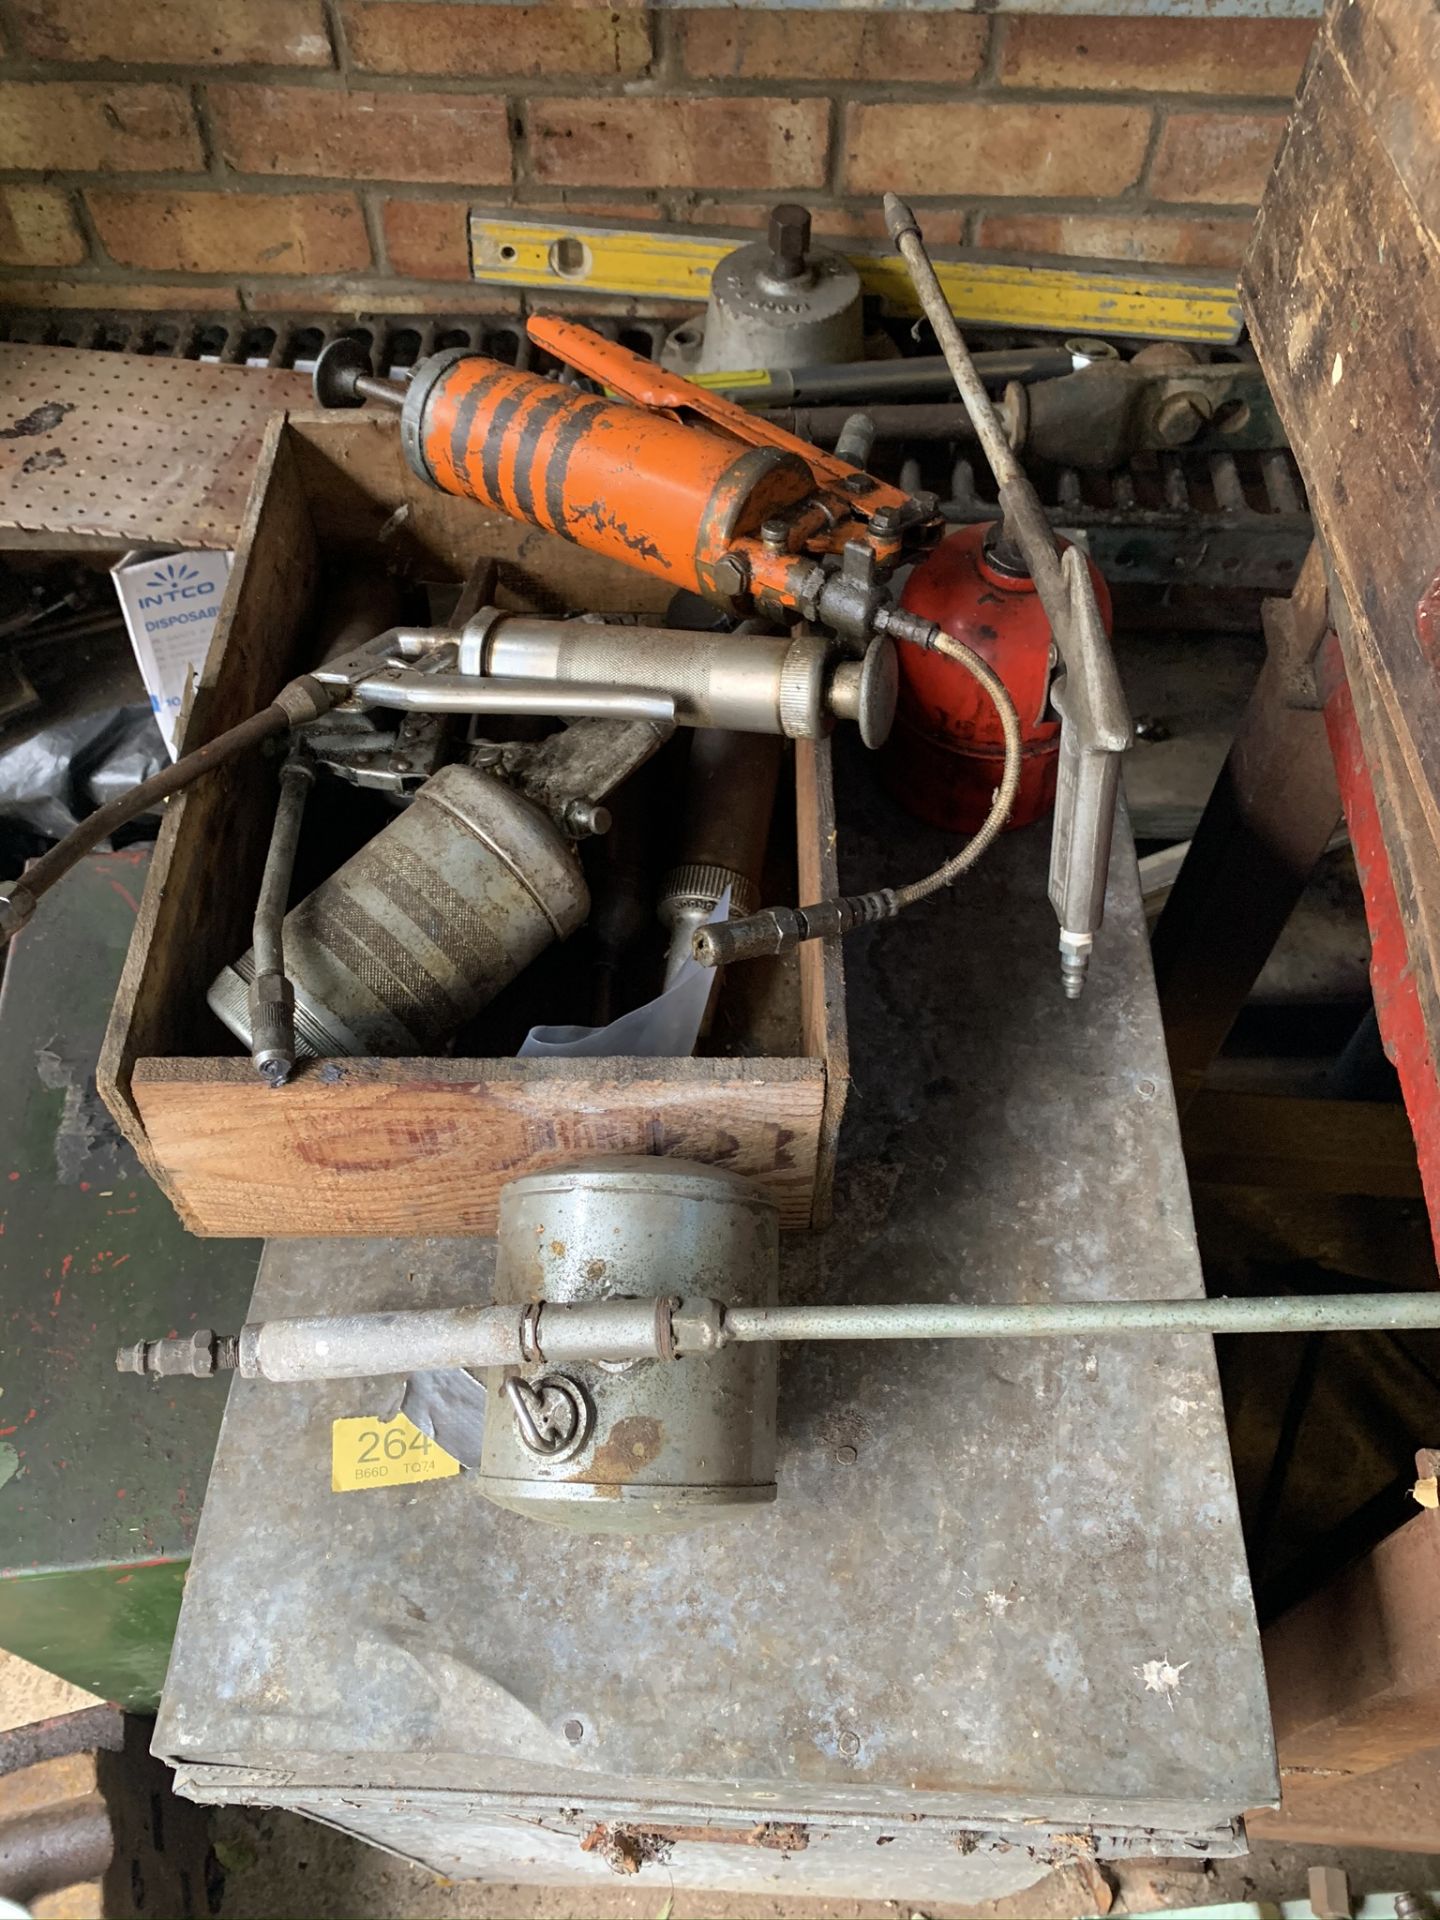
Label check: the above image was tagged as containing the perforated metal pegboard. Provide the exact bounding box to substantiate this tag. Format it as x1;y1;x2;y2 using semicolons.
0;343;308;550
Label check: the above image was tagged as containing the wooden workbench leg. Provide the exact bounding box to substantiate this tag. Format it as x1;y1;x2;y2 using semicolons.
1151;546;1341;1112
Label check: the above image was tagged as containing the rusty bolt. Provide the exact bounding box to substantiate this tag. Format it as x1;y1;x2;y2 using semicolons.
1153;392;1212;447
838;1730;861;1758
768;204;811;282
710;553;748;599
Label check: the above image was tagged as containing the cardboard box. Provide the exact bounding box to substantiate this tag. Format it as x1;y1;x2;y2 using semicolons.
112;547;234;759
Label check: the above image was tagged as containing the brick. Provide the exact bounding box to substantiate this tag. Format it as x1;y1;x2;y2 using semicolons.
846;102;1150;200
682;11;987;85
1149;111;1287;206
1000;18;1314;98
974;211;1253;273
208;83;511;185
514;194;664;222
528;95;828;191
678;199;968;247
11;0;332;68
0;279;242;309
0;82;202;172
380;196;467;279
0;186;87;268
343;4;650;77
87;189;370;275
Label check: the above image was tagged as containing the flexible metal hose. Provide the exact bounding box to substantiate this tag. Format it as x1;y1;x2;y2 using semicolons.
692;623;1023;968
0;675;335;947
886;628;1022;907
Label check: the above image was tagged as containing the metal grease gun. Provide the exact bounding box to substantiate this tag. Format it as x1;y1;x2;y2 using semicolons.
310;196;1132;998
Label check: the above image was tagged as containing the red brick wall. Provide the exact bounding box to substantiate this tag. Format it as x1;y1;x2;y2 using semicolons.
0;3;1314;315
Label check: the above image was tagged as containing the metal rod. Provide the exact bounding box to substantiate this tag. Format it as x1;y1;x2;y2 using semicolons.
248;751;314;1086
120;1291;1440;1387
708;349;1080;409
723;1294;1440;1343
883;193;1067;634
355;372;404;409
351;672;677;723
251;756;311;979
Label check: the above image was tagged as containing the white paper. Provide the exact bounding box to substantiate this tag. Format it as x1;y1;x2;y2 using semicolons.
111;548;234;760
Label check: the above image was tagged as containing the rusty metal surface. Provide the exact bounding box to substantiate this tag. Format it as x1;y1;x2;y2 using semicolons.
154;769;1275;1896
0;343;307;550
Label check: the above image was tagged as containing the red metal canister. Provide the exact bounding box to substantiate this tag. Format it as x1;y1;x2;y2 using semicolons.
882;522;1113;834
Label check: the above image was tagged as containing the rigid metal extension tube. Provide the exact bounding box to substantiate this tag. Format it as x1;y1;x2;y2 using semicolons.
247;752;314;1087
118;1292;1440;1385
0;675;337;949
884;192;1131;999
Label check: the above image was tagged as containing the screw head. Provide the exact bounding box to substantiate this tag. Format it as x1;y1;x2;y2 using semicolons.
563;1718;585;1745
1154;391;1210;447
834;1444;858;1465
838;1729;861;1758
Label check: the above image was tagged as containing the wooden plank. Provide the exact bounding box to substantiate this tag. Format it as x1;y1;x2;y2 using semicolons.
1181;1089;1422;1198
1247;1746;1440;1853
1150;647;1341;1110
97;417;321;1185
1327;621;1440;1237
130;1056;825;1236
1242;0;1440;954
794;734;848;1229
1262;1498;1440;1778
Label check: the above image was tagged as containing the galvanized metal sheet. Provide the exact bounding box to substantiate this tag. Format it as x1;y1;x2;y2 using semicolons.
0;344;307;551
155;776;1276;1894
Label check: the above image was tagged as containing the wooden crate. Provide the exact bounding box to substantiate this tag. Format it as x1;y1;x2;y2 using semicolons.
97;413;848;1237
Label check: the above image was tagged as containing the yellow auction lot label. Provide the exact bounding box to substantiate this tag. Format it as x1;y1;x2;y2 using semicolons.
331;1413;460;1492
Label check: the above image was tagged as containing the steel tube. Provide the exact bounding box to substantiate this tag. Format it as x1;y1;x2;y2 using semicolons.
479;621;838;737
241;1304;531;1380
351;671;676;723
252;757;311;977
713;349;1079;408
236;1296;680;1382
723;1293;1440;1343
0;1798;113;1904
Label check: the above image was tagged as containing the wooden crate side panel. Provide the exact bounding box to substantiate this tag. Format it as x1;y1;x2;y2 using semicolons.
1242;9;1440;861
98;419;321;1165
130;1058;825;1236
287;413;673;614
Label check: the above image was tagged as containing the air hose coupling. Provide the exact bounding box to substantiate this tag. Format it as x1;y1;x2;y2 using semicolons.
692;889;898;967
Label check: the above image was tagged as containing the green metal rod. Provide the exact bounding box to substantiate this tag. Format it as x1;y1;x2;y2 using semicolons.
723;1293;1440;1343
